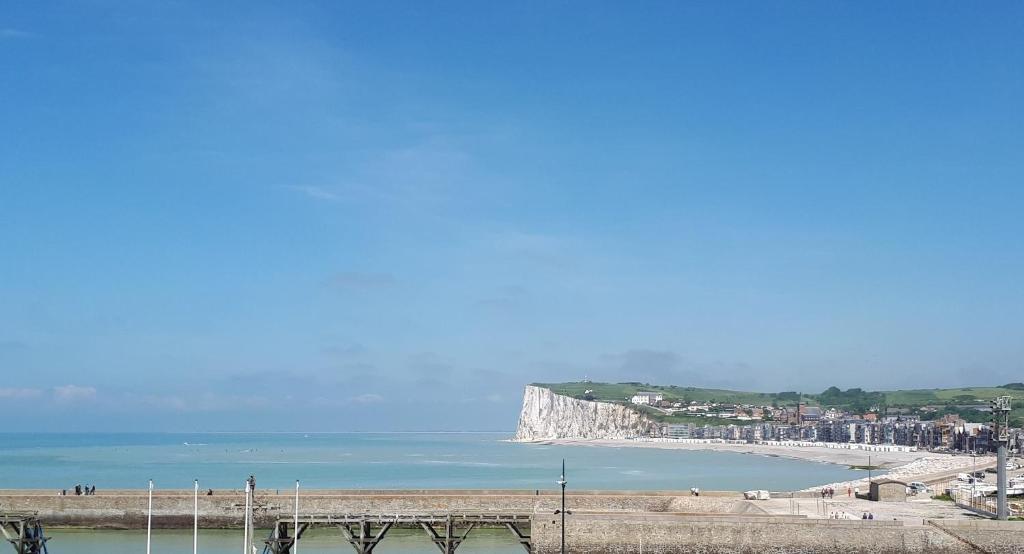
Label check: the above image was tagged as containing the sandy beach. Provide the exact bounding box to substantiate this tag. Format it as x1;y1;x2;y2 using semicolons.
540;438;997;490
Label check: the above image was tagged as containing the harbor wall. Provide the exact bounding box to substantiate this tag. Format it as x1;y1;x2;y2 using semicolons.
0;490;757;528
5;490;1024;552
531;513;1024;554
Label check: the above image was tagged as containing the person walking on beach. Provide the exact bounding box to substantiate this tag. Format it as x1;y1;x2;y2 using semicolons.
847;485;852;498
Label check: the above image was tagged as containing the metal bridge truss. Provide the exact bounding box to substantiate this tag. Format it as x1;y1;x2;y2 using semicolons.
262;513;532;554
0;513;49;554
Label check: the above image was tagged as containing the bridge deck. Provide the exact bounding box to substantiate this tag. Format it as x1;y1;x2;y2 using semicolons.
0;512;49;554
292;513;531;525
263;513;533;554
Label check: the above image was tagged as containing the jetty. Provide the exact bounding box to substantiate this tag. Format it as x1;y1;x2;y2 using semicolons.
0;512;48;554
262;513;532;554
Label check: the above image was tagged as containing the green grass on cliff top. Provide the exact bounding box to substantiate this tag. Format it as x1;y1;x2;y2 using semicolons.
534;382;774;405
533;382;1024;410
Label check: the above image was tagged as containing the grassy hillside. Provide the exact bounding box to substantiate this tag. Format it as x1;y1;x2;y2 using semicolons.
532;382;1024;426
534;382;776;406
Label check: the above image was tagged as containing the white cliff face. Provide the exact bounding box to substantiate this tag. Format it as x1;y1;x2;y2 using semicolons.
513;385;658;441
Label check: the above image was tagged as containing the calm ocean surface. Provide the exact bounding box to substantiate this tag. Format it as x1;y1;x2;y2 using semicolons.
0;432;864;491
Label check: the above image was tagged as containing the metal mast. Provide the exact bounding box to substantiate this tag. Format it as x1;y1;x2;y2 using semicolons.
554;459;571;554
992;396;1012;520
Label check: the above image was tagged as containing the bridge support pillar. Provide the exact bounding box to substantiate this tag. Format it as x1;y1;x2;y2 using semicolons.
420;515;476;554
0;515;49;554
505;522;532;553
339;520;393;554
263;520;309;554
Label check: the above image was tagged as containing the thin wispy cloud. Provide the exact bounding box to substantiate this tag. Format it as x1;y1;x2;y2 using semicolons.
596;350;753;389
122;391;267;412
350;393;383;404
52;384;97;402
0;28;33;39
311;138;477;215
284;185;341;201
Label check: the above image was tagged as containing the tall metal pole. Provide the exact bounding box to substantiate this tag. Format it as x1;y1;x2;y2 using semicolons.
293;480;300;554
193;479;199;554
972;454;977;502
993;395;1011;520
242;480;251;554
867;455;872;484
998;442;1008;519
147;480;153;554
557;459;567;554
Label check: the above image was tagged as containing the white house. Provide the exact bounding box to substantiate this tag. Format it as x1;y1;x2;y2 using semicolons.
630;392;664;405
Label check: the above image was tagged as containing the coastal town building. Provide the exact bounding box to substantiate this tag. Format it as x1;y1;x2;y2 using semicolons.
629;392;664;405
655;416;1024;455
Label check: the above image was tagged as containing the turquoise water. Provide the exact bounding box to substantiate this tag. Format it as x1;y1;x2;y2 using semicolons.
50;529;525;554
0;432;863;491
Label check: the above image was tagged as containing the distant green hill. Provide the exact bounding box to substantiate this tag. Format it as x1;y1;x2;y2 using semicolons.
532;382;1024;427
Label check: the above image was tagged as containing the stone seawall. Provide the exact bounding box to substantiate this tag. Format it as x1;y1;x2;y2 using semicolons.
5;490;1024;552
531;513;1024;554
0;490;756;528
514;385;658;440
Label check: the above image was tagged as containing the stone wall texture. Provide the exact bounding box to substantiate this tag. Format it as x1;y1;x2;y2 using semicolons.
513;385;658;441
531;514;1024;554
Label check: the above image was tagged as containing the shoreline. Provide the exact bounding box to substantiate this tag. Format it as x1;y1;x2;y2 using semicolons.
530;438;996;489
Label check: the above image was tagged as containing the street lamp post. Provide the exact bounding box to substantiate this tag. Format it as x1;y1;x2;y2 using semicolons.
554;459;571;554
972;453;977;503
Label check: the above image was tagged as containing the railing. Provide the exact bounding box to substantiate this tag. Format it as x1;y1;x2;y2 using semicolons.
937;478;1024;518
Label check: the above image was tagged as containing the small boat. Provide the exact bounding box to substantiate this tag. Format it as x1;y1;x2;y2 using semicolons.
1008;479;1024;496
953;484;997;497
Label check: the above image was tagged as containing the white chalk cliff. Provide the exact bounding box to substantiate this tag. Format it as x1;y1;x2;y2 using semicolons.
513;385;658;441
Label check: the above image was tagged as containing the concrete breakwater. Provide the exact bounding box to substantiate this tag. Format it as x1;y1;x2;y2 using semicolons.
3;489;1024;553
0;489;760;528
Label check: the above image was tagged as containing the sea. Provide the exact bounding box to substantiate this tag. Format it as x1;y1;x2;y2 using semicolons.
3;432;866;553
0;432;864;490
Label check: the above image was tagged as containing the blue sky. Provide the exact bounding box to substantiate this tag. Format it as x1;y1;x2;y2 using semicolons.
1;2;1022;431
